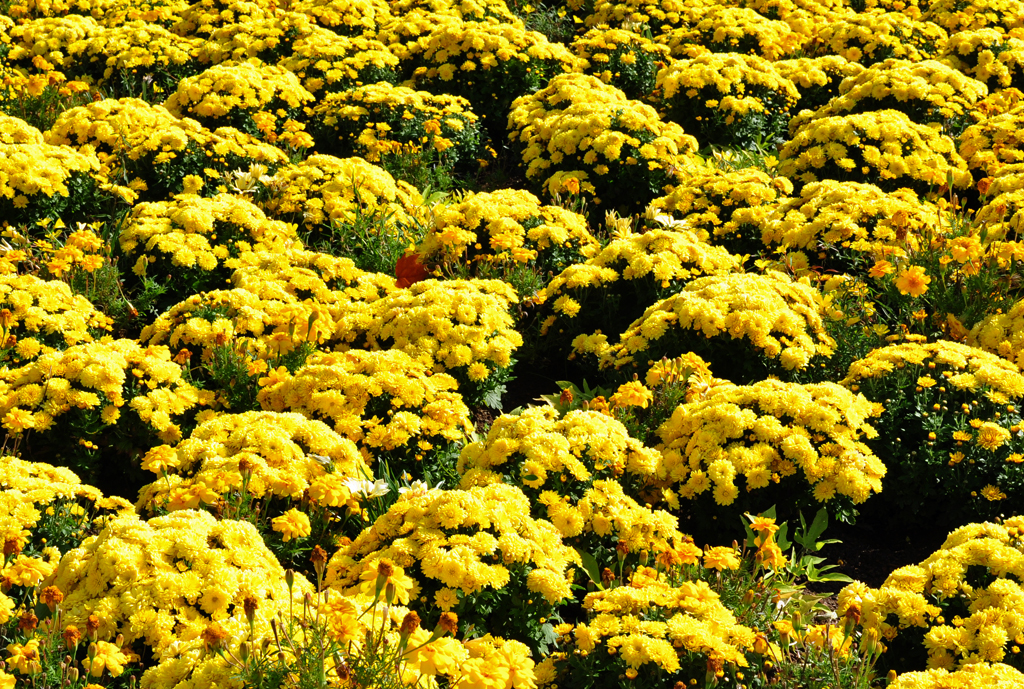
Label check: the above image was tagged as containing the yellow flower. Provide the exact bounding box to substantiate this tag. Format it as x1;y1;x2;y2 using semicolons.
609;381;654;409
980;484;1007;501
271;508;311;542
82;641;128;678
703;546;740;571
976;422;1011;451
894;265;931;297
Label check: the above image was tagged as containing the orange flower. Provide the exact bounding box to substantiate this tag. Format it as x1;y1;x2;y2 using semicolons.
894;265;930;297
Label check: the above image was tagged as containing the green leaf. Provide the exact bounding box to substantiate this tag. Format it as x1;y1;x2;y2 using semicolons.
575;547;604;590
480;384;507;409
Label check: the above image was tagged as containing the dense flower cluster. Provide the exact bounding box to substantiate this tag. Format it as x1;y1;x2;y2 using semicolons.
508;73;696;211
659;6;802;61
650;167;793;258
197;11;315;65
655;379;884;512
811;11;948;65
779;110;973;195
838;517;1024;672
958;108;1024;179
278;27;399;95
292;0;392;35
790;59;988;138
923;0;1024;33
0;455;132;561
118;193;299;296
258;154;421;242
0;273;113;365
773;55;865;111
970;298;1024;369
415;188;598;279
842;340;1024;526
50;510;313;689
763;180;943;276
257;348;473;473
539;228;740;356
654;52;799;149
940;29;1024;91
397;17;582;131
136;410;368;524
46;97;289;201
326;482;580;640
311;82;483;171
67;20;202;97
460;411;689;586
571;26;670;99
590;271;835;383
0;339;211;470
163;61;315;147
362;278;523;407
0;139;103;228
538;565;756;685
6;15;104;72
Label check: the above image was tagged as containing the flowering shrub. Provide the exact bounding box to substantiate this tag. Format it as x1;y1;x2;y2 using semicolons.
973;184;1024;241
774;55;865;112
923;0;1024;33
538;565;757;687
778;110;973;196
590;271;835;384
0;140;107;229
50;510;313;689
163;61;315;148
0;456;133;566
257;349;473;479
969;298;1024;370
940;29;1024;91
0;338;212;490
841;340;1024;528
538;228;740;360
811;10;948;65
584;0;693;35
196;11;316;65
0;273;113;367
136;411;370;563
170;0;270;37
292;0;392;36
959;108;1024;180
363;278;523;408
66;20;202;99
658;6;803;61
457;407;674;555
888;665;1024;689
325;482;580;652
5;15;103;73
257;154;422;268
46;97;289;201
763;181;943;277
414;188;598;284
310;82;484;174
508;73;697;213
649;167;793;258
838;516;1024;674
278;27;399;95
397;18;581;133
654;52;799;149
117;193;299;305
227;245;397;318
571;26;670;99
138;287;329;398
790;59;988;139
655;379;884;528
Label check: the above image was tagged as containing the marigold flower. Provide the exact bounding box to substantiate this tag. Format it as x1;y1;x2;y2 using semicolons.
272;508;311;542
894;265;931;297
